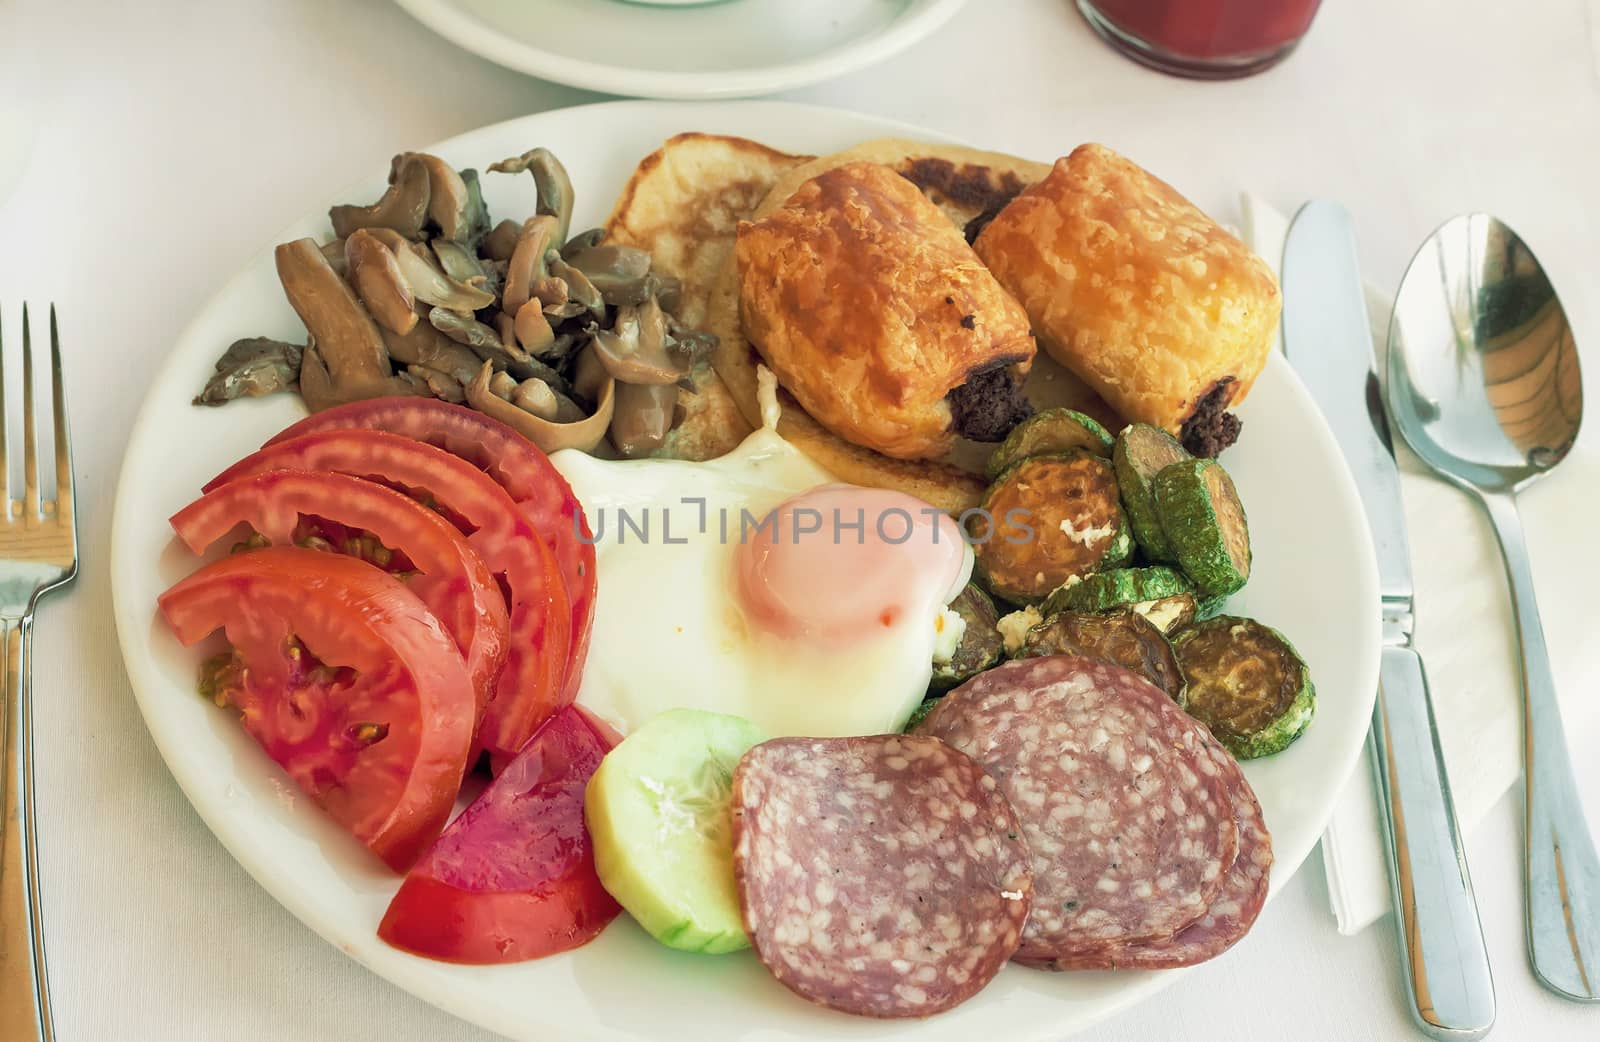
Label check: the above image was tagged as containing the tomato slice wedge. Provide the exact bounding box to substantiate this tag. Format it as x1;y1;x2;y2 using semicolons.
158;547;475;872
377;705;620;963
206;430;572;769
170;470;509;718
268;399;596;706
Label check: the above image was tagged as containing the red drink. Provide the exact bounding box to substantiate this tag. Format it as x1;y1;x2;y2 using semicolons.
1078;0;1323;78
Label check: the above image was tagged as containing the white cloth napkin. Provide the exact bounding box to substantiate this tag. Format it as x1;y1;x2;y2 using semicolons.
1241;194;1600;934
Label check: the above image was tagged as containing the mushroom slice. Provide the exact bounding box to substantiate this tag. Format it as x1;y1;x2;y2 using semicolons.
589;303;687;386
381;314;479;383
610;382;677;459
564;244;652;305
510;378;560;421
561;227;605;259
431;238;487;284
405;152;473;241
194;337;304;406
502;215;558;316
406;364;466;403
489;370;519;400
275;238;415;409
460;168;492;247
488;147;574;249
548;255;604;318
391;245;496;313
330;155;430;240
346;229;418;335
514;299;556;356
484;219;523;263
430;307;531;367
466;361;614;455
543;301;588;321
319;238;349;277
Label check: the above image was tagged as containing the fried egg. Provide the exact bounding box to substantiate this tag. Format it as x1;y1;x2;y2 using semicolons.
551;415;971;739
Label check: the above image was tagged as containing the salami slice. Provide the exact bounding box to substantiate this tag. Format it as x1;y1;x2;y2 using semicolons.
732;735;1033;1019
915;656;1239;968
1108;729;1272;968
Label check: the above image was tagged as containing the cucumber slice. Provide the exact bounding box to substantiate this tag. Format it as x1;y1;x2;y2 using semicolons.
1113;424;1191;562
1171;616;1315;759
585;708;765;953
987;408;1115;478
930;584;1004;692
972;452;1134;604
1152;459;1252;596
1045;565;1193;616
1016;608;1186;705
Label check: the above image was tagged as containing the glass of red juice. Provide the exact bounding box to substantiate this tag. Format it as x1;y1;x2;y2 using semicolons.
1077;0;1324;78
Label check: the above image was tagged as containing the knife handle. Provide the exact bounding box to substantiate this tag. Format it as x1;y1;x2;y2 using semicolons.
1372;645;1496;1040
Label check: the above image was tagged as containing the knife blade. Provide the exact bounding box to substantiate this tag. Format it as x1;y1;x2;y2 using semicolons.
1283;201;1496;1041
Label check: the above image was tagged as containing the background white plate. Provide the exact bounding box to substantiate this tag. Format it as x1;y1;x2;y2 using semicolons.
110;100;1380;1042
391;0;967;99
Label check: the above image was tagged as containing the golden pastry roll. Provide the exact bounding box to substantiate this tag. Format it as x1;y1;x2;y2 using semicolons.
974;143;1281;456
736;161;1036;461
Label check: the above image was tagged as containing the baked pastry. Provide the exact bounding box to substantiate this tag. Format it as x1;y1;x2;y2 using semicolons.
736;160;1037;461
974;143;1281;456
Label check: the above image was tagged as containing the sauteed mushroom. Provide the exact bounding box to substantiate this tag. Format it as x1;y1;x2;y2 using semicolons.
561;227;605;259
392;153;472;242
589;299;686;386
564;243;652;304
465;361;614;454
430;238;487;284
515;299;556;356
194;338;303;405
489;147;575;248
484;219;523;263
549;254;604;318
330;155;430;240
380;313;479;383
346;229;418;334
610;382;677;458
406;364;466;403
503;215;558;315
458;169;492;249
275;238;415;410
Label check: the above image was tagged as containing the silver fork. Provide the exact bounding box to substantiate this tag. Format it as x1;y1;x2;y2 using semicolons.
0;304;77;1042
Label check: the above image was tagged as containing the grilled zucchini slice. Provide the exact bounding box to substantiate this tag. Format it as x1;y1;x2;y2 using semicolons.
1016;609;1186;705
972;452;1134;604
1046;565;1192;614
1172;615;1314;758
1113;424;1191;562
1153;459;1252;596
930;584;1004;692
987;408;1115;478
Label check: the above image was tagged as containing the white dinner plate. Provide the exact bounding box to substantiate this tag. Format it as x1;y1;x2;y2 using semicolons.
391;0;967;99
111;100;1381;1042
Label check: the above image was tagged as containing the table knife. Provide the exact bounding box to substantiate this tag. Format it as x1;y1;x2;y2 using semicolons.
1282;201;1496;1040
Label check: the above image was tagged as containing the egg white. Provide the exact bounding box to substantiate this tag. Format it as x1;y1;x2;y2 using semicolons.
552;429;968;739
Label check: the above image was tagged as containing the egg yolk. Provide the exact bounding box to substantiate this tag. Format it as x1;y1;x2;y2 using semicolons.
734;485;969;645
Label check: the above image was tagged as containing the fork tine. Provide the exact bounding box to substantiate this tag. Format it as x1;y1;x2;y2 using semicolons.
49;306;71;526
21;302;36;522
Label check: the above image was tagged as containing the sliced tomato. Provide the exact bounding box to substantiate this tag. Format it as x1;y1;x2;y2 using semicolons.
158;547;474;871
377;705;620;963
268;399;595;706
170;470;509;719
206;430;573;769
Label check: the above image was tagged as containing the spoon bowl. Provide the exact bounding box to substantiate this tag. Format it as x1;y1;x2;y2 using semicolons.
1388;213;1599;1003
1387;213;1582;492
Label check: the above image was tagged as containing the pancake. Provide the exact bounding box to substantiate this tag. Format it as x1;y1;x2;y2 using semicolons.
706;138;1119;514
605;133;812;461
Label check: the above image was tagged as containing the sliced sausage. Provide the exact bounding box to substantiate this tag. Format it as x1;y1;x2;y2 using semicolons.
1109;728;1272;968
732;735;1033;1018
915;656;1239;968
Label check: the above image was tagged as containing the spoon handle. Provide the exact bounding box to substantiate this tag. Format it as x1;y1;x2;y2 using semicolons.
1480;490;1600;1002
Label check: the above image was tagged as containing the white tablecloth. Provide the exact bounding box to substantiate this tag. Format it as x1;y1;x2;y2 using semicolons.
2;1;1598;1039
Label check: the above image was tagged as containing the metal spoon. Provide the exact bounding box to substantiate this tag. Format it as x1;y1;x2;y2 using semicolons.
1387;213;1598;1002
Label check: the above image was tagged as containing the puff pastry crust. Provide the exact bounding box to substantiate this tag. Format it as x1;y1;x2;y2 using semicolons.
736;161;1036;461
975;144;1281;440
